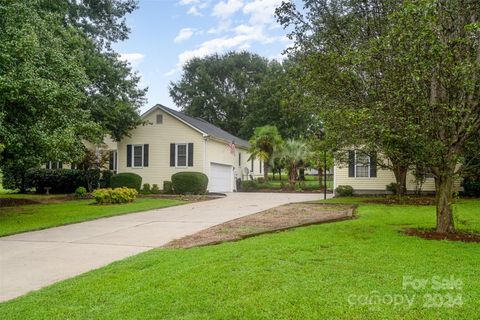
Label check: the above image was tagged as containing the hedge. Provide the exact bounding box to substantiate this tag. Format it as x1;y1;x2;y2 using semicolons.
110;173;142;191
25;169;101;194
171;172;208;194
462;177;480;197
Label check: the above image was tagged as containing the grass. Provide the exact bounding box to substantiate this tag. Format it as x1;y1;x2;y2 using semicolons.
0;198;478;319
0;198;185;237
257;173;334;190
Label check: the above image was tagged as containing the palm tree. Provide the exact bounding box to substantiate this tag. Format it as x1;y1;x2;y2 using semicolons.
248;125;283;181
276;139;312;189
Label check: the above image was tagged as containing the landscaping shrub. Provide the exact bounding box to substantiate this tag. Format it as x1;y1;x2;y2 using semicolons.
335;185;354;197
386;182;399;195
74;187;87;199
256;177;265;183
110;173;142;191
100;170;114;188
151;184;160;194
25;169;101;194
171;172;208;194
240;180;258;192
462;177;480;197
92;187;138;204
163;181;173;194
142;183;151;194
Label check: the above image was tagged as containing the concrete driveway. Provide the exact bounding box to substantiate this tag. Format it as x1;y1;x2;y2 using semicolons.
0;192;328;302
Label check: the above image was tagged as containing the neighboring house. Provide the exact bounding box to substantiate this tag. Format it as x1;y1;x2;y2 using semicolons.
113;104;261;192
333;150;461;195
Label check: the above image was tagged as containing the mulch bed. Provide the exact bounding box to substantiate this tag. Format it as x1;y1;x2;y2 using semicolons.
163;203;356;249
0;195;74;207
365;197;436;206
404;228;480;243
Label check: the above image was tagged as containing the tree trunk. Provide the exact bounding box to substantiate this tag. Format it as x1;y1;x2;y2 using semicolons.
318;166;323;187
392;164;408;196
264;162;269;181
435;175;455;234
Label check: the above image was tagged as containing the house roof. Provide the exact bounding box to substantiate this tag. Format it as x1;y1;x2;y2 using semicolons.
143;104;250;149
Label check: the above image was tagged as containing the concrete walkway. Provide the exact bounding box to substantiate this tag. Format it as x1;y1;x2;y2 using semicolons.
0;192;327;302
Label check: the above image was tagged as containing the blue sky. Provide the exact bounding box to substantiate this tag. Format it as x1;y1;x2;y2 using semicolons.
113;0;295;113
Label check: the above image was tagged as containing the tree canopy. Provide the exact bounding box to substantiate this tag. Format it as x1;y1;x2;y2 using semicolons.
169;51;312;139
277;0;480;233
0;0;146;190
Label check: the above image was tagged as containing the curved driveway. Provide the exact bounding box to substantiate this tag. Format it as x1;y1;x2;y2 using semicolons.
0;192;327;302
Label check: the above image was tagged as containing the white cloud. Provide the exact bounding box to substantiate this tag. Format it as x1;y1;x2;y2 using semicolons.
179;0;199;5
174;28;196;43
243;0;283;26
119;53;145;67
187;6;202;16
212;0;244;19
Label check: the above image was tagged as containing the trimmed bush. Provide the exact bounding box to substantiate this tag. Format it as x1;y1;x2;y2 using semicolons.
92;187;138;204
241;180;258;192
100;170;114;188
171;172;208;194
151;184;160;194
163;181;173;194
25;169;101;194
335;185;354;197
386;182;399;195
256;177;265;184
462;177;480;197
141;183;151;194
110;173;142;191
75;187;87;199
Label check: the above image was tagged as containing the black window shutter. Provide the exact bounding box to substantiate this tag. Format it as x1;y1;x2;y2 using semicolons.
370;153;377;178
239;153;241;166
348;150;355;177
170;143;176;167
143;144;149;167
251;159;253;172
188;143;194;167
127;145;132;167
109;151;114;170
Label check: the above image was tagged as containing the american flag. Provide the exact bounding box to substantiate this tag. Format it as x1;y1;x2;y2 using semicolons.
228;141;236;155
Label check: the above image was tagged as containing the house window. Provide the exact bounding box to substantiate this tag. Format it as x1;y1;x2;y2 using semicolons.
156;114;163;124
133;145;143;168
176;143;187;167
46;161;62;169
355;152;370;177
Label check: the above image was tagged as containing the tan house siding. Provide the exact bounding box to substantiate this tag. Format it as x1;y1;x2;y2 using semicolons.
117;109;205;187
335;164;436;194
334;151;461;195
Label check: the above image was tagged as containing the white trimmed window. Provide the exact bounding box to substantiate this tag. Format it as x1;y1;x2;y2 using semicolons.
355;152;370;178
133;145;144;168
176;143;187;167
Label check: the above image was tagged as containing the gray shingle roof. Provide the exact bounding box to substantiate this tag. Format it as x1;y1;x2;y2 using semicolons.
150;104;250;149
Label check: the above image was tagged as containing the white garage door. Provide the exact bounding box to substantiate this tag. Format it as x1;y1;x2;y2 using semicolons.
209;163;233;192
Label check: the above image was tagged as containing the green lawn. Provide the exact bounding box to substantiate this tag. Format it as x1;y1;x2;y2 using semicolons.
258;173;334;190
0;198;185;237
0;198;478;319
